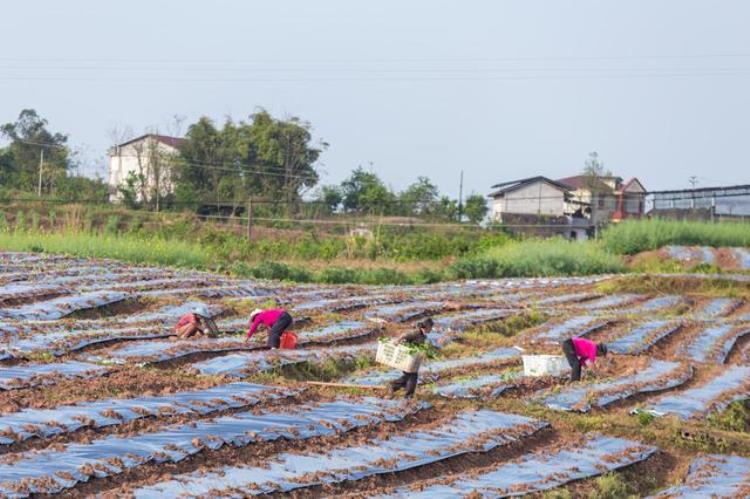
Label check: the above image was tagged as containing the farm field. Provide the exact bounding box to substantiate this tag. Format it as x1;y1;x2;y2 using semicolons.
0;252;749;497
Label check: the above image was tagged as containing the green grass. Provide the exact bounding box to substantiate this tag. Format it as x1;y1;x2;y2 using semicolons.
601;219;750;255
0;231;210;268
0;229;431;284
451;239;626;278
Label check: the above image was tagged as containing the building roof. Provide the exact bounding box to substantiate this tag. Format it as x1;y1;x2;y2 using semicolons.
116;134;186;149
557;175;619;192
488;176;572;198
619;177;646;193
649;183;750;195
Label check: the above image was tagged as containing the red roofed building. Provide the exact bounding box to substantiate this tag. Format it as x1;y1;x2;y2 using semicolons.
557;175;646;224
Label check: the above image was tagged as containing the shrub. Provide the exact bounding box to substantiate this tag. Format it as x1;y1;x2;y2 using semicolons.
14;211;25;232
248;261;313;282
590;473;636;499
412;267;446;284
30;211;40;231
479;239;625;277
358;267;410;285
602;219;750;255
318;267;359;284
708;400;750;432
104;215;120;235
47;209;56;229
449;257;500;279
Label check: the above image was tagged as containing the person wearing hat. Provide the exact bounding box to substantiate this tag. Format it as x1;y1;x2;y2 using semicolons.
561;336;608;382
246;308;293;348
388;317;434;399
174;305;218;339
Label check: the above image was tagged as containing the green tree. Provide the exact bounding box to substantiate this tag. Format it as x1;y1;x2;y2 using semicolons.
314;185;343;214
55;175;109;203
248;110;325;215
175;110;325;215
434;195;459;221
340;167;397;215
464;193;488;224
399;176;439;216
0;109;71;194
118;171;143;209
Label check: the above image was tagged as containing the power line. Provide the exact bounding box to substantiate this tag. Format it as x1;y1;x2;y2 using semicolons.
2;70;750;83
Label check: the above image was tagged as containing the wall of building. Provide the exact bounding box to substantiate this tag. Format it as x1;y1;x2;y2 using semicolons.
501;181;566;217
108;139;178;202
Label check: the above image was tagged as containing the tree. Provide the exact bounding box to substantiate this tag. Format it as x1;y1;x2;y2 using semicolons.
582;151;614;226
0;109;71;194
314;185;343;214
399;176;439;216
434;195;459;221
248;110;325;215
340;167;397;215
175;110;325;215
464;193;488;224
118;171;143;209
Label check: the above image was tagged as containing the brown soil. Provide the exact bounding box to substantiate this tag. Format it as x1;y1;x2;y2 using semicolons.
0;368;219;414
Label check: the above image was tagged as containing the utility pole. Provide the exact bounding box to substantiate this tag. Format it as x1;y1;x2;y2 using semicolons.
37;148;44;196
246;199;253;240
689;176;698;189
457;170;464;222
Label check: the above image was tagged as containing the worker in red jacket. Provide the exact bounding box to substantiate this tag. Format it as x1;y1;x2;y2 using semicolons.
246;308;293;348
174;305;218;339
561;337;608;381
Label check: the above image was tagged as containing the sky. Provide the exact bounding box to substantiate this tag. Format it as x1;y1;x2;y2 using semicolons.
1;0;749;199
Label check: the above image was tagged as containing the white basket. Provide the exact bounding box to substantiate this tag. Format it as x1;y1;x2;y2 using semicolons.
522;355;569;377
376;340;422;373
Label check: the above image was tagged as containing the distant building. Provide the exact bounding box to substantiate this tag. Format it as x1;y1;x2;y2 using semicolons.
488;176;589;240
108;134;185;203
487;173;646;240
488;176;574;221
649;184;750;220
557;175;646;224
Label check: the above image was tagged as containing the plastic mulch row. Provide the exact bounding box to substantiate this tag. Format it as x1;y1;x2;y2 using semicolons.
379;434;657;498
0;397;427;497
0;361;107;391
648;454;750;497
192;343;372;377
608;321;682;355
642;365;750;419
529;316;608;344
539;359;691;412
0;382;294;445
134;410;547;498
683;324;750;364
0;291;129;321
345;347;521;386
433;374;513;399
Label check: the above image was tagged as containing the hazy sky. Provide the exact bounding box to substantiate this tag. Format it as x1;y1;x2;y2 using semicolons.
1;1;749;198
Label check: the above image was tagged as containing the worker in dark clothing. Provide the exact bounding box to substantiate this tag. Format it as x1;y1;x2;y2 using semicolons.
388;318;434;399
561;337;608;381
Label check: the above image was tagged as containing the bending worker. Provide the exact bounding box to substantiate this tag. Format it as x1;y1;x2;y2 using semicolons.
174;305;218;339
561;336;608;382
246;308;293;348
388;318;434;399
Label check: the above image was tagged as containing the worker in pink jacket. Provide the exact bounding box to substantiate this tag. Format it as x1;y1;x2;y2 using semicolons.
246;308;293;348
561;337;608;381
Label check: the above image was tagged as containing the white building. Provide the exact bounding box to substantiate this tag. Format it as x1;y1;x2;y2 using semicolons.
488;176;573;222
108;134;184;203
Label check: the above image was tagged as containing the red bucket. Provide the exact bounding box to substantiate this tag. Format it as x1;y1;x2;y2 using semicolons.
280;331;297;349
